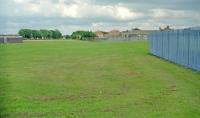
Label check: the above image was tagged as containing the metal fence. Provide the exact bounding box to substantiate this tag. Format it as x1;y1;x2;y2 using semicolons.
148;28;200;72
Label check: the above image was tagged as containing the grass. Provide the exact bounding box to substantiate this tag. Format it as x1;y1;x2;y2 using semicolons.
0;40;200;118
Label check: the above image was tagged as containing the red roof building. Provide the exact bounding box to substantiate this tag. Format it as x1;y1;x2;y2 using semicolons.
107;30;121;38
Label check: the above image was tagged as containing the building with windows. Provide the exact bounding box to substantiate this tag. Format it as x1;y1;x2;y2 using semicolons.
121;28;158;40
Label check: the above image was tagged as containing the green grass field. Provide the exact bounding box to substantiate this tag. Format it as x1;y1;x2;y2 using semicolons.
0;40;200;118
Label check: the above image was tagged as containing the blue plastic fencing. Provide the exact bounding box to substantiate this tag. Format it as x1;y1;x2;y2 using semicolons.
148;28;200;72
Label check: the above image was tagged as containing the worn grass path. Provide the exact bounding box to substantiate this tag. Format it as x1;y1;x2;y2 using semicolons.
0;40;200;118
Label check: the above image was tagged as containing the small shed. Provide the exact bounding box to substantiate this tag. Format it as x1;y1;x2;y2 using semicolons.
0;35;23;43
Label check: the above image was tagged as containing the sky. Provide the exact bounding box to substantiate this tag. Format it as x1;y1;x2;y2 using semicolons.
0;0;200;35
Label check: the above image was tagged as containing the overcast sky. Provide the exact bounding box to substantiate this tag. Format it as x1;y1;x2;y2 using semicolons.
0;0;200;35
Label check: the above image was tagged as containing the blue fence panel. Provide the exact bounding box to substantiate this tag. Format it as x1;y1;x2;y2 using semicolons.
172;30;178;63
193;30;198;71
158;32;163;57
183;29;190;67
152;32;156;54
176;30;181;65
162;31;167;59
166;31;170;60
175;30;179;64
180;30;185;66
148;28;200;72
188;30;195;68
168;30;173;61
154;33;159;56
194;30;198;70
153;32;157;55
197;31;200;71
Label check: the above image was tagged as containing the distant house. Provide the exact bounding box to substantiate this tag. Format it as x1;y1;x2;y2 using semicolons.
0;35;23;43
95;30;122;41
106;30;121;38
95;28;158;41
95;31;108;38
95;30;121;38
121;28;158;40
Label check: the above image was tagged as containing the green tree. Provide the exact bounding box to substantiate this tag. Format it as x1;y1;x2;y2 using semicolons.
71;31;95;40
18;29;32;39
18;29;62;40
32;30;42;39
50;30;55;39
65;35;71;39
54;29;62;39
40;29;51;39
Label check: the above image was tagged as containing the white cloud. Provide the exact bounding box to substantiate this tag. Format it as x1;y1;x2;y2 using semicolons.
151;9;200;19
63;4;80;18
14;0;24;3
115;6;143;20
10;0;143;20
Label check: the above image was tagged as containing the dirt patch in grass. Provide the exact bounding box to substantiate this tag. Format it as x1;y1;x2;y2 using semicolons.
133;85;178;108
102;103;131;113
25;92;123;102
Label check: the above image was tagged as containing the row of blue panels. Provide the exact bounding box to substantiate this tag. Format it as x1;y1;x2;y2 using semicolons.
148;29;200;72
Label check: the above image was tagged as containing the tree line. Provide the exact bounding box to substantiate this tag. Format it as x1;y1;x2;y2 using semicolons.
18;29;62;39
18;29;96;40
70;31;96;40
